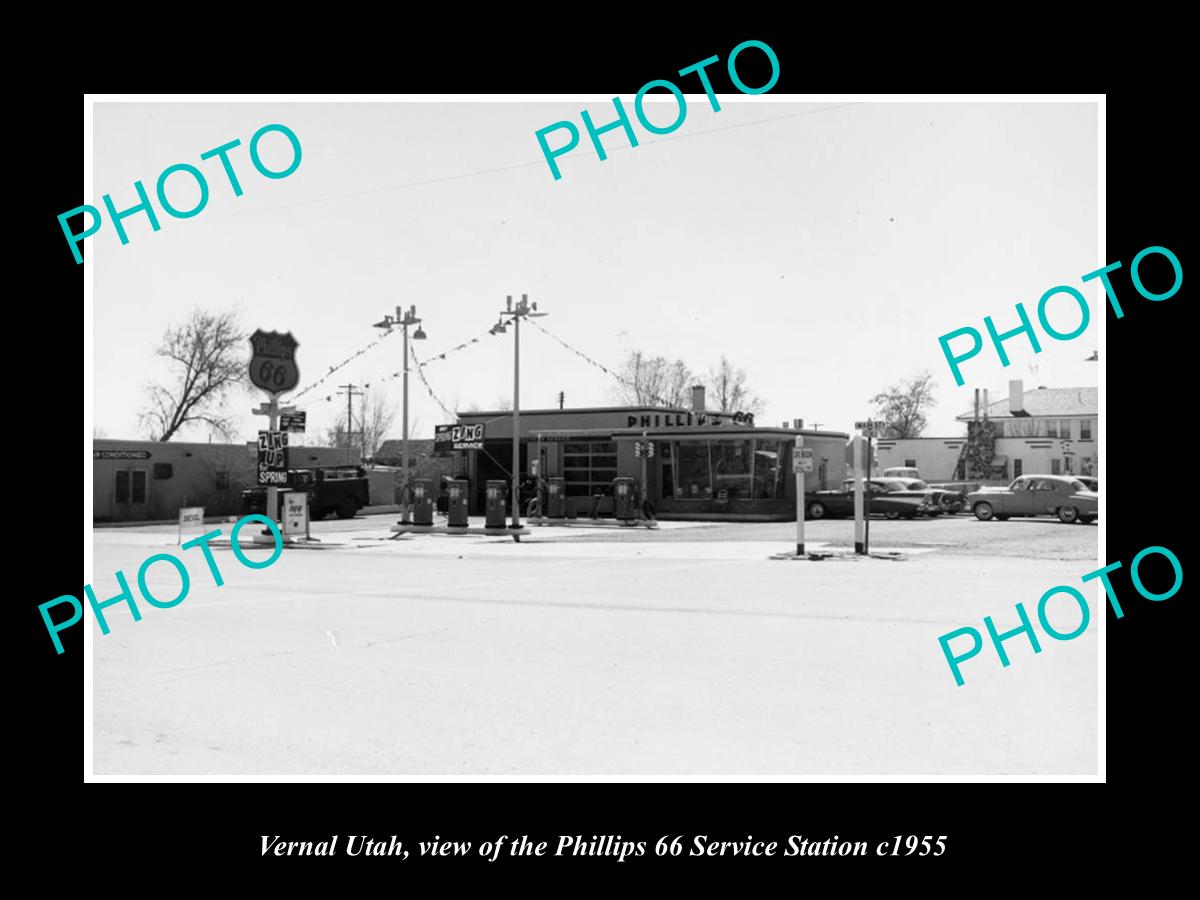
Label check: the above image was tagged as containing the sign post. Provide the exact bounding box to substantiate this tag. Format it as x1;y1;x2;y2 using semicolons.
852;434;865;554
853;420;879;555
792;435;812;556
249;329;300;542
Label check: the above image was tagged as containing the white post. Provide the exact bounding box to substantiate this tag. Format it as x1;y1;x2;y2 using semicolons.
796;471;805;556
794;434;805;557
266;394;280;530
853;435;865;554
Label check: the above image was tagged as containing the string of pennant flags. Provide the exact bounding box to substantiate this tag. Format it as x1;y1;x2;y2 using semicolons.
408;338;456;419
286;315;689;418
290;328;398;401
289;326;495;407
527;319;690;411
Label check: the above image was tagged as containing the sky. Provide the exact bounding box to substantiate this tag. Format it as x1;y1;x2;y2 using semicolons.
91;99;1098;444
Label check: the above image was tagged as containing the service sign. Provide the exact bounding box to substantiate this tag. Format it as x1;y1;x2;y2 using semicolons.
178;507;205;526
436;422;482;451
257;430;289;485
249;329;300;395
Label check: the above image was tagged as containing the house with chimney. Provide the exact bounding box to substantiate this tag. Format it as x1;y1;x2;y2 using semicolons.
874;379;1098;483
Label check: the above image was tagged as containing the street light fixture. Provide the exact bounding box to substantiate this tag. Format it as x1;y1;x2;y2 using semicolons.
493;293;546;530
374;304;426;524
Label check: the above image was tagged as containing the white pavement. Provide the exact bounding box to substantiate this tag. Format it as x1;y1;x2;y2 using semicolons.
91;524;1098;776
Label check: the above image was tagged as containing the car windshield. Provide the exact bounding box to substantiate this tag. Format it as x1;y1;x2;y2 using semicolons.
1070;480;1086;491
906;480;929;489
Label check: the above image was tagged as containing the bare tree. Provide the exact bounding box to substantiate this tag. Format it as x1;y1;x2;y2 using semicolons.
706;356;765;415
870;371;937;439
140;308;247;441
615;350;692;407
358;389;397;459
494;397;512;411
323;389;398;459
663;359;695;408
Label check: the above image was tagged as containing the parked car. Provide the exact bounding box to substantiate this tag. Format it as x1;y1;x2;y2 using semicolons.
887;477;964;515
881;466;921;480
1077;476;1098;493
966;475;1097;524
241;466;369;520
807;478;932;520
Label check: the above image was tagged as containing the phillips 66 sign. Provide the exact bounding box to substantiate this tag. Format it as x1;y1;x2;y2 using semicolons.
249;329;300;395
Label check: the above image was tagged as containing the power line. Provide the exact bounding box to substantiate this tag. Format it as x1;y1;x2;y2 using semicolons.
211;103;861;220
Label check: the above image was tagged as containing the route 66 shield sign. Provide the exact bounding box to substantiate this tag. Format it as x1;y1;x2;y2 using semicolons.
249;329;300;394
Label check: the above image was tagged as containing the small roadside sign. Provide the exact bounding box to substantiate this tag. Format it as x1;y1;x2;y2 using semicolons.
280;411;307;432
794;435;804;449
178;506;204;544
793;457;814;473
854;419;880;436
282;491;308;537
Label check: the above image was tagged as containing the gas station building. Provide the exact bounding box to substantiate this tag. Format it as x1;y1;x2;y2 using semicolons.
451;394;848;521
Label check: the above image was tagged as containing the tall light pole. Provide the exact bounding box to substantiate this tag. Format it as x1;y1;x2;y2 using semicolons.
374;305;426;524
490;293;547;529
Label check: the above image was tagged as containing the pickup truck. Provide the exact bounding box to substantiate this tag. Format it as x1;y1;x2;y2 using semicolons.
241;466;370;520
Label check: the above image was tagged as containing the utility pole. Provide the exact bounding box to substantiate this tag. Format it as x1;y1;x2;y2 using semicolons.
490;294;547;530
337;383;363;464
374;306;426;523
558;391;565;410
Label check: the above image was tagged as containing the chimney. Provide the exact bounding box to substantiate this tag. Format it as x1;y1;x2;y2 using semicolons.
691;384;706;413
982;388;989;419
1009;379;1024;415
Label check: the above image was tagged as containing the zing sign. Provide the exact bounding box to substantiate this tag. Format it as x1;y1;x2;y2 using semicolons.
450;423;485;450
257;430;289;485
249;329;300;395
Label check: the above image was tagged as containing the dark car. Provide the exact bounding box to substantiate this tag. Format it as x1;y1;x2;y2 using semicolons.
966;475;1097;524
242;466;369;520
806;478;932;520
888;477;961;515
927;481;981;514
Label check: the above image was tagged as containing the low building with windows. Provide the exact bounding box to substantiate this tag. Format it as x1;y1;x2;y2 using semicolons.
874;380;1098;482
451;387;847;521
93;439;356;522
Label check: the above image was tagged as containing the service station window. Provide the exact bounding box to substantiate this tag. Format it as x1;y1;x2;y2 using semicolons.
115;469;147;504
668;439;788;501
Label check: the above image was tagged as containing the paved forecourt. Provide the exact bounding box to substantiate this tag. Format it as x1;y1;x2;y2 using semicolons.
92;514;1098;775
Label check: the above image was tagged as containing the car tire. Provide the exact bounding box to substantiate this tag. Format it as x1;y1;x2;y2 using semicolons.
808;501;826;520
336;499;359;520
1058;506;1079;524
973;501;995;521
885;510;900;520
310;508;327;521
